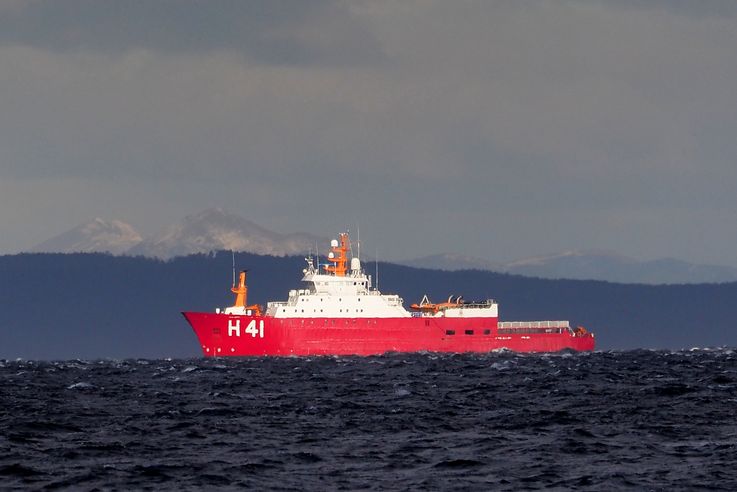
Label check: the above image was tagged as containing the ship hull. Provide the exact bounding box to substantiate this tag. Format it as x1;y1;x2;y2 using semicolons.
182;312;595;357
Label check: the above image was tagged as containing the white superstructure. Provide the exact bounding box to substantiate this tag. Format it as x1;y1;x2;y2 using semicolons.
265;254;410;318
262;233;498;319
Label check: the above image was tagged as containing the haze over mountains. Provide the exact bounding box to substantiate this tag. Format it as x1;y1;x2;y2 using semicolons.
28;209;737;284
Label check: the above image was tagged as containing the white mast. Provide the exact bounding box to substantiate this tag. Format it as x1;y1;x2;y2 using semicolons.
231;250;236;287
375;247;379;291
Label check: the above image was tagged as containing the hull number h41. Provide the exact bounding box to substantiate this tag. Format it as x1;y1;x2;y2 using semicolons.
228;319;265;338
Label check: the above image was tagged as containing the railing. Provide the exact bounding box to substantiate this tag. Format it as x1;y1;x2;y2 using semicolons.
498;321;570;329
456;300;495;309
497;320;572;335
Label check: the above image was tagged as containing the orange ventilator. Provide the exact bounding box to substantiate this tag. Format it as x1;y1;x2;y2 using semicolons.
231;270;262;316
324;233;349;277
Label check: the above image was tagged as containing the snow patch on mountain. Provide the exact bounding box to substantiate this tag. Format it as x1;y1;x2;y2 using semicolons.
127;208;324;259
29;218;143;254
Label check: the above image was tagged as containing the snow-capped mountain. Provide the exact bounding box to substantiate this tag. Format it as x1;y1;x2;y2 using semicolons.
29;218;143;255
127;208;325;259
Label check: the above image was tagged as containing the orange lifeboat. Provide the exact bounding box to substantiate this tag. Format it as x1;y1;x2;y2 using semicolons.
410;295;464;314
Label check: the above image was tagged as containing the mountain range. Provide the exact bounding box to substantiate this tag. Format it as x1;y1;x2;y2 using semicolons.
27;209;737;284
31;209;326;260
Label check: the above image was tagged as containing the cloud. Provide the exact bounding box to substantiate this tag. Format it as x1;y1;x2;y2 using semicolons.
0;0;384;65
1;1;737;265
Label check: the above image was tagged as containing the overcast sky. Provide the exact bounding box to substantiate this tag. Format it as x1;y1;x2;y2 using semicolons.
1;0;736;265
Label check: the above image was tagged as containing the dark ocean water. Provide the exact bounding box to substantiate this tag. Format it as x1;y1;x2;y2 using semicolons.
2;349;737;491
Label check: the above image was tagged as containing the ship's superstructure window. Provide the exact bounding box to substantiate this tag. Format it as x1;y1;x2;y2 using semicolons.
483;329;491;335
446;330;455;335
465;329;474;335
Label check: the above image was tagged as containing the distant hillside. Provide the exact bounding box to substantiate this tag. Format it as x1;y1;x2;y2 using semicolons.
399;253;500;272
400;251;737;285
2;252;736;360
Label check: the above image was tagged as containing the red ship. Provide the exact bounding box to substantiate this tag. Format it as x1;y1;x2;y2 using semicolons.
182;233;594;356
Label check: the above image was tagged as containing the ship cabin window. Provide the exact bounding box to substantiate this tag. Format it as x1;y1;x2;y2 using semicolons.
483;329;491;335
446;330;455;335
465;329;474;335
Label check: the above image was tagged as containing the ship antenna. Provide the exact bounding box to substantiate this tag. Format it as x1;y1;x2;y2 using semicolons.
315;241;319;272
357;224;360;260
231;250;236;287
375;247;379;291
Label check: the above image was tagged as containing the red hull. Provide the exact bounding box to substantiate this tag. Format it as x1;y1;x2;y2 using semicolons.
182;313;595;357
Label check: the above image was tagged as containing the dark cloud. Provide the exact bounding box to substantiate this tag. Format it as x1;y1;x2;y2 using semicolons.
0;0;383;65
1;1;737;266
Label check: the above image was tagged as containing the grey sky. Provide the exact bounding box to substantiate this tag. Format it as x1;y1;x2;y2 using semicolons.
1;1;736;266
